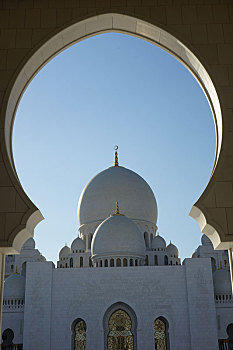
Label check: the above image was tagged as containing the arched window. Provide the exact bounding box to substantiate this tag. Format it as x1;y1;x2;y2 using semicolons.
105;259;108;267
100;260;103;267
154;255;158;266
21;261;27;276
227;323;233;341
80;257;83;268
211;257;216;272
116;258;121;267
70;258;73;268
96;261;98;267
107;310;134;350
89;257;92;267
2;328;14;348
72;319;86;350
164;256;168;266
123;258;127;267
135;259;138;266
88;233;92;250
144;232;149;249
110;259;114;267
154;317;169;350
130;259;133;267
145;255;148;266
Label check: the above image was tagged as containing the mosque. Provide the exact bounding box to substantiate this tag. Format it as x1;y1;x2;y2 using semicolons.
2;150;233;350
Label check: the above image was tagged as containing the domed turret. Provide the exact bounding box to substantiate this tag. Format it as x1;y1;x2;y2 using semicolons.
78;161;157;227
213;269;231;294
4;274;25;299
166;241;179;258
91;203;146;263
201;234;213;246
59;245;71;260
191;250;197;258
71;237;85;253
21;238;35;250
151;234;166;251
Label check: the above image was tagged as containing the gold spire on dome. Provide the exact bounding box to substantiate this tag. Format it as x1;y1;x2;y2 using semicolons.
116;201;120;214
111;201;124;216
114;145;119;166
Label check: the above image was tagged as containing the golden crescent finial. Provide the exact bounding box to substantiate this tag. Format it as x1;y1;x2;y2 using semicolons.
114;145;119;166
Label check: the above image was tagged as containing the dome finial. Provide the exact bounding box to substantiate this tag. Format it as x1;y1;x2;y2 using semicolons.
114;145;119;166
111;201;124;216
116;201;120;214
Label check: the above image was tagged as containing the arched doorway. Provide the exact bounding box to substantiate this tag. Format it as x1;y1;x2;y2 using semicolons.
0;13;223;254
103;302;137;350
107;309;134;350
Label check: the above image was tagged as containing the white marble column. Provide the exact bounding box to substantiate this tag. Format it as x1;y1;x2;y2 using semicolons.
0;253;5;336
228;248;233;294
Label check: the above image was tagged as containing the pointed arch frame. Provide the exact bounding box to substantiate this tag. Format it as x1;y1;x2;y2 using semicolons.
0;13;223;252
103;302;138;350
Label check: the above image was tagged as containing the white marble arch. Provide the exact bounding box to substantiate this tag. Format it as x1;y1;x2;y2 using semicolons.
1;13;222;252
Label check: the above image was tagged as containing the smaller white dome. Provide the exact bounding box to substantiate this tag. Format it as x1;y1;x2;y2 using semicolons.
91;214;146;258
151;235;166;250
213;269;231;294
201;234;213;246
166;242;179;257
21;238;35;250
4;274;25;299
191;251;197;258
59;245;71;259
71;237;85;252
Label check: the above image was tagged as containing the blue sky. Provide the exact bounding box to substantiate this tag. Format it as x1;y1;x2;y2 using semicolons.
13;33;215;263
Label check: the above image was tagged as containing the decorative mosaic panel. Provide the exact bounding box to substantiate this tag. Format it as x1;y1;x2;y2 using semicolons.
74;320;86;350
107;309;134;350
154;319;167;350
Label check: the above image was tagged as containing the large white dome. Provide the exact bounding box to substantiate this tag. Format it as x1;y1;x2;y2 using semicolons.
78;166;157;226
91;214;146;258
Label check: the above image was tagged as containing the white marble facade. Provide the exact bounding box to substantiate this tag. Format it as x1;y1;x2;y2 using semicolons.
2;157;233;349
